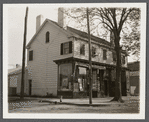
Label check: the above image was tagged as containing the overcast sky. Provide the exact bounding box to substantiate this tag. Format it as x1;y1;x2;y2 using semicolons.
4;4;143;69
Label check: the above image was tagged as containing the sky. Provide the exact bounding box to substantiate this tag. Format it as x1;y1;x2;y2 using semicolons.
4;4;142;69
6;5;59;69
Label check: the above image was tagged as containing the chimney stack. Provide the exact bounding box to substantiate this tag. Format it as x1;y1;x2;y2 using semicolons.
58;8;66;29
36;15;43;32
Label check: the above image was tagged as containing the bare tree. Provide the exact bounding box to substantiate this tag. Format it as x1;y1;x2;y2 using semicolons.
63;7;140;102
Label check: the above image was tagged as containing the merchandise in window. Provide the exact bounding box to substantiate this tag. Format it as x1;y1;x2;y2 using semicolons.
59;63;72;90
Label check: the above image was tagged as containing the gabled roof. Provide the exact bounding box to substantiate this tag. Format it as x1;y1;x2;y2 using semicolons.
8;67;27;75
67;26;111;46
26;18;127;55
26;19;73;48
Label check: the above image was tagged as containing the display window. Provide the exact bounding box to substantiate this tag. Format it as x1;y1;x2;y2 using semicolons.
77;67;88;92
59;63;72;90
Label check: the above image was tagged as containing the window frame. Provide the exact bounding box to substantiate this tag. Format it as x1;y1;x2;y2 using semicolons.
29;50;33;61
63;42;69;55
92;46;96;58
103;49;107;60
46;31;50;43
80;44;85;55
61;41;72;55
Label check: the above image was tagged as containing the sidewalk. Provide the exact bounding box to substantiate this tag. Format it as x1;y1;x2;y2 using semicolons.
38;96;139;106
8;96;139;107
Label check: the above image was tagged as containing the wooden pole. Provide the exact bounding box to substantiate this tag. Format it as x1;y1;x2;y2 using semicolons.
87;8;92;104
20;7;29;99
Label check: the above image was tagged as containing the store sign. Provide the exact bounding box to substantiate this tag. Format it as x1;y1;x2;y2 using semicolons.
92;65;106;70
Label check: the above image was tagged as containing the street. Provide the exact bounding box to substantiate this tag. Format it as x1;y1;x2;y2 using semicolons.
8;96;139;113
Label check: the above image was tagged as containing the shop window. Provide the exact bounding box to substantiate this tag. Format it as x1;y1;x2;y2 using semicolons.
92;46;96;57
92;69;97;90
29;50;33;61
80;44;85;55
103;49;107;60
60;41;72;55
78;67;87;92
46;31;50;43
59;63;72;90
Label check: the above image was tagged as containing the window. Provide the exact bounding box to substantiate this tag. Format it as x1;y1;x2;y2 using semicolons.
60;63;72;90
92;46;96;57
103;49;107;60
60;41;72;55
29;50;33;61
78;67;87;91
122;55;125;64
112;51;116;62
80;44;85;55
46;31;50;43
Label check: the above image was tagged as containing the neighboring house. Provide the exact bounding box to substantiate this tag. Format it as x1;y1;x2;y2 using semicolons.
26;8;130;98
8;65;29;96
128;61;140;96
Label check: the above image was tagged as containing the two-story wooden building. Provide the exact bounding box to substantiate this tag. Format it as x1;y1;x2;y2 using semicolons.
26;8;130;98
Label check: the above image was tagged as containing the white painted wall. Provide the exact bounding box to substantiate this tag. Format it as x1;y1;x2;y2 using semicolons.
27;21;73;96
73;39;127;67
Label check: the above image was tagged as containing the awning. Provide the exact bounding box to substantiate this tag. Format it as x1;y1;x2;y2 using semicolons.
76;62;106;70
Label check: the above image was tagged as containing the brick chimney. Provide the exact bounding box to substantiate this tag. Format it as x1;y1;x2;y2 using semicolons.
36;15;43;32
58;8;66;28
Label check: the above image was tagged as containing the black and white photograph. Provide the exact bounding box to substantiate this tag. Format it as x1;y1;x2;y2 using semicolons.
3;3;146;119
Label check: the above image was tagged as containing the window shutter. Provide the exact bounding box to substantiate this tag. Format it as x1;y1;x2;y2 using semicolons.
83;45;85;55
69;41;72;53
61;43;63;55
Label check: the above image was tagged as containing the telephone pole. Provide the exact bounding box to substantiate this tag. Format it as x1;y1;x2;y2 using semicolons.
20;7;29;99
87;8;92;104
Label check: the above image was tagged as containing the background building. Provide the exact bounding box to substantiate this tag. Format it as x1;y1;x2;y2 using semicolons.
128;61;140;96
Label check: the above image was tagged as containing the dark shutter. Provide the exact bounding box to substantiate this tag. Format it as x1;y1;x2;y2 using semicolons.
69;41;72;53
103;49;107;60
61;43;63;55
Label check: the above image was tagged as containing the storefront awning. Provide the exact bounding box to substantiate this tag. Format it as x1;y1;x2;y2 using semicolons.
76;62;106;70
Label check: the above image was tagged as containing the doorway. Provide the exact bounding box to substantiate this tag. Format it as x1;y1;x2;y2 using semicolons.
29;80;32;96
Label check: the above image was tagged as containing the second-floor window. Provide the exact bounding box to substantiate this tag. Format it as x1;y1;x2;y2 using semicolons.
46;31;50;43
113;51;116;62
103;49;107;60
122;55;125;64
29;50;33;61
61;41;72;55
80;44;85;55
92;46;96;57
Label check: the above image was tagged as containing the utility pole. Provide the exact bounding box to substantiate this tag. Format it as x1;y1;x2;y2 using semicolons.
20;7;29;99
87;8;92;104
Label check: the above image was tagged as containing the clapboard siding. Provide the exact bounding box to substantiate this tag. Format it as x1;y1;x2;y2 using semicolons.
73;39;127;67
27;21;73;96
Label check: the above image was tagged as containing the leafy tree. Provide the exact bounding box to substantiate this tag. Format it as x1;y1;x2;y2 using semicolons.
63;7;140;102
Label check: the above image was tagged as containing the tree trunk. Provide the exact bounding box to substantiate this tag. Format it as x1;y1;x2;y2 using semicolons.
111;36;124;103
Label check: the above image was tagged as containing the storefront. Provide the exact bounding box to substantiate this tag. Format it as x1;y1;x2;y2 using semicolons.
54;57;127;98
